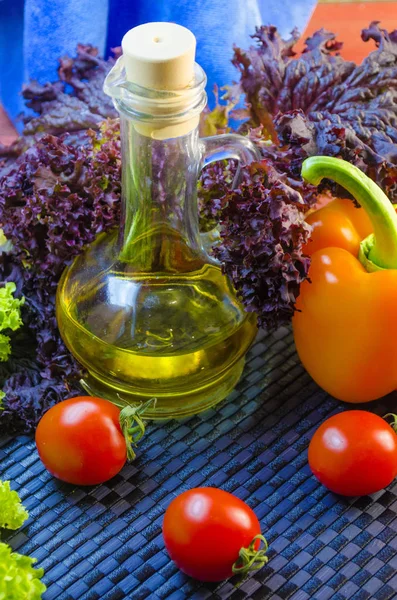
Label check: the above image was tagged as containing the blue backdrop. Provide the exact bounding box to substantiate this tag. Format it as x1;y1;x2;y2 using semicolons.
0;0;317;124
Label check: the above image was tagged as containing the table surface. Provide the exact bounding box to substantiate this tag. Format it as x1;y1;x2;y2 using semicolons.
1;3;397;600
1;328;397;600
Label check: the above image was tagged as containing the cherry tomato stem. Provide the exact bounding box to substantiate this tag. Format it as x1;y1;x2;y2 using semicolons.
384;413;397;433
119;398;156;461
232;534;269;576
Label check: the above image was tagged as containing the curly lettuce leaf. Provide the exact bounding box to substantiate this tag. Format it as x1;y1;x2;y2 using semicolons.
0;282;24;364
0;543;46;600
233;23;397;202
213;161;311;328
0;335;11;364
0;283;24;332
0;481;29;530
21;44;117;138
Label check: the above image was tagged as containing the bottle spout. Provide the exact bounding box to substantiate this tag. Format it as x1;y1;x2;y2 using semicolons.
103;54;130;101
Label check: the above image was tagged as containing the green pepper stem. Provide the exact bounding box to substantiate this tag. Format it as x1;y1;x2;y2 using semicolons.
302;156;397;270
232;534;269;577
119;398;156;461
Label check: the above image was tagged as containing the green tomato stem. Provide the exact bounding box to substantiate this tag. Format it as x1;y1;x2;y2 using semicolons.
232;534;269;577
384;413;397;433
119;398;157;461
302;157;397;270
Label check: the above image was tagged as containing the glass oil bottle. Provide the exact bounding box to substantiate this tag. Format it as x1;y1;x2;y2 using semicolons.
56;22;259;418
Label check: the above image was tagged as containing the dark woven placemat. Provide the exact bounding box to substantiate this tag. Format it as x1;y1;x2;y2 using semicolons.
1;327;397;600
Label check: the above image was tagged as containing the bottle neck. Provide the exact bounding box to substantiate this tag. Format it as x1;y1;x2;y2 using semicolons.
119;117;206;272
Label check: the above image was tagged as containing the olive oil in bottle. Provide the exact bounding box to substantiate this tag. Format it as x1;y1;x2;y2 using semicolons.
56;22;259;418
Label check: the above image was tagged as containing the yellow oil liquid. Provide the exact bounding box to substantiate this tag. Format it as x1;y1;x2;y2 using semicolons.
56;232;257;418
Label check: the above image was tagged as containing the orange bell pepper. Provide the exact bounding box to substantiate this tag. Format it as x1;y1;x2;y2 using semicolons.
293;157;397;403
304;198;373;257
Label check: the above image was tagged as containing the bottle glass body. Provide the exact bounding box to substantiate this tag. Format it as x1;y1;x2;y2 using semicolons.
56;61;258;418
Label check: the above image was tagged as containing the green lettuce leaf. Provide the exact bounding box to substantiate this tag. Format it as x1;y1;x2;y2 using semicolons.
0;543;46;600
0;481;29;530
0;283;24;363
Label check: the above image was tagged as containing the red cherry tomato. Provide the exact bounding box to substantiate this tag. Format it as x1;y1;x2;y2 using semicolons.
35;396;127;485
308;411;397;496
163;487;267;582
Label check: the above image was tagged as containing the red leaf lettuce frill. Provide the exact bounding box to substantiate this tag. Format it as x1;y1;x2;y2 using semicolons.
0;122;121;432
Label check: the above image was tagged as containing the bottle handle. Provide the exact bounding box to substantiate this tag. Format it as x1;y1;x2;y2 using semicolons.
199;134;261;248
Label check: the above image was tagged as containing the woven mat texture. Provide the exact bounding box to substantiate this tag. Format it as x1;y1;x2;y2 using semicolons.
1;327;397;600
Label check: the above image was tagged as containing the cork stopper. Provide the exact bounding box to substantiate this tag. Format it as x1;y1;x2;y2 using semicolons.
122;22;196;90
